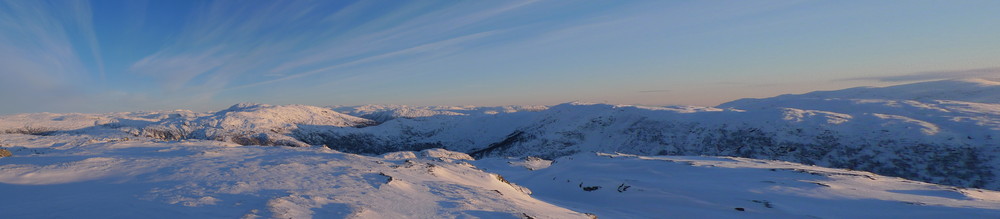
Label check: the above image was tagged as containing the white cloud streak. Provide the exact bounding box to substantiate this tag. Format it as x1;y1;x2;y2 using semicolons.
229;30;501;91
841;67;1000;82
126;1;540;101
6;0;809;113
0;1;106;113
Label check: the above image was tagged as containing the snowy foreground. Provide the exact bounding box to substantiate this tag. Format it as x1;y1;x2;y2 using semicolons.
1;138;999;218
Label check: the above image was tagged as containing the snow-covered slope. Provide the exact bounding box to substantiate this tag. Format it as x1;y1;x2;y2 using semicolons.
331;104;468;123
168;103;375;147
298;102;999;189
330;104;548;123
477;153;1000;218
0;110;203;135
0;103;376;147
2;136;999;218
199;103;374;131
0;138;584;218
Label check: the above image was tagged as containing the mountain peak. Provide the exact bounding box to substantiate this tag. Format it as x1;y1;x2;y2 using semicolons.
946;77;1000;86
223;102;271;112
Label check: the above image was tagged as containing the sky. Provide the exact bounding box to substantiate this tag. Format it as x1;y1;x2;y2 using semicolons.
1;0;999;114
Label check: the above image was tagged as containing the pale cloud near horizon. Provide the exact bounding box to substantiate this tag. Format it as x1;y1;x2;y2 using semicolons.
841;67;1000;82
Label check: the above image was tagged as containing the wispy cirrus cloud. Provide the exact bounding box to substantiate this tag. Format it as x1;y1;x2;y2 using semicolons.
130;46;230;90
1;0;589;113
229;30;502;91
13;0;989;113
0;1;106;113
129;1;538;97
638;90;671;93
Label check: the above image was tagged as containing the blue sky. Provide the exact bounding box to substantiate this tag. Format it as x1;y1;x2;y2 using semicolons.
1;0;999;114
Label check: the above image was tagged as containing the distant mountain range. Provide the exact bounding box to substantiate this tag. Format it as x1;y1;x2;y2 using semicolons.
3;79;998;191
3;79;1000;217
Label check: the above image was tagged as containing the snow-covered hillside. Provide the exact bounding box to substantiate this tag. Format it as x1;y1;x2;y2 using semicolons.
477;153;1000;218
294;80;1000;190
329;104;549;123
0;137;584;218
166;103;376;147
2;135;999;218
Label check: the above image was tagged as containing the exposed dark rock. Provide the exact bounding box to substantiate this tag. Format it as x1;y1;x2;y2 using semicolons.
617;183;631;192
469;131;530;159
520;213;535;219
2;126;56;135
582;186;601;191
751;200;773;208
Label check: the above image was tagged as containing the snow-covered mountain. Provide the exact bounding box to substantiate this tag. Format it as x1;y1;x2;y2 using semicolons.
291;79;1000;190
2;78;1000;217
151;103;375;147
329;104;549;123
723;78;1000;105
3;79;1000;190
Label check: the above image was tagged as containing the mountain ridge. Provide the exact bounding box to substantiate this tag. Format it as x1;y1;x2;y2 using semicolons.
2;79;998;190
3;78;1000;218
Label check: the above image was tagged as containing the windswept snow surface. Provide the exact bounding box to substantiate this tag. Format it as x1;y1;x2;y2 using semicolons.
476;153;1000;218
0;138;582;218
1;136;999;218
